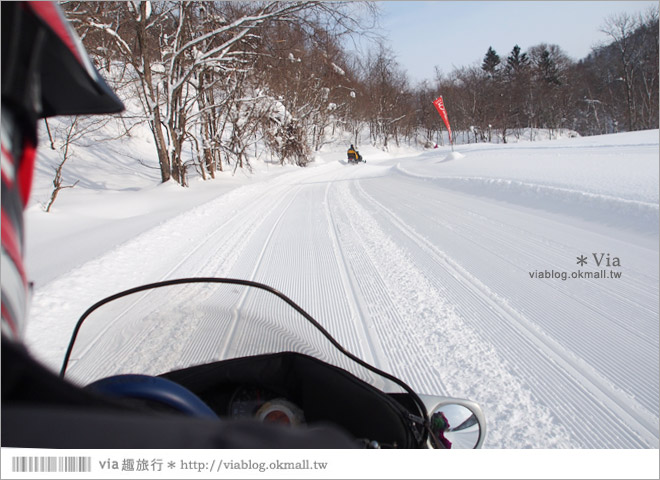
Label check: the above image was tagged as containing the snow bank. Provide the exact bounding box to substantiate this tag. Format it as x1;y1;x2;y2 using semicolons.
439;151;466;162
396;130;659;234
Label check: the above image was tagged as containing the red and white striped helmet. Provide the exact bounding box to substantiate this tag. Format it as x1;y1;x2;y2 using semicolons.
1;1;124;119
1;1;124;340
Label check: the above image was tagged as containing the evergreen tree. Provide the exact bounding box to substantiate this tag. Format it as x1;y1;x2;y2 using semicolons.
506;45;530;74
482;47;501;77
536;49;562;85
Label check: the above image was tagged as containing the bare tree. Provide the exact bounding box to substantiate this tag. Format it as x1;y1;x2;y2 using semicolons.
600;12;642;131
42;115;115;212
634;7;659;130
64;1;379;182
44;117;80;212
358;44;412;149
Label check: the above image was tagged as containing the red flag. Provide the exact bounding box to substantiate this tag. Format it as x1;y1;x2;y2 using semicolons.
432;96;452;143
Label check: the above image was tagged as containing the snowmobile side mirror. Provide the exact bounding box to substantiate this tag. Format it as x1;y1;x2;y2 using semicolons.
421;396;486;448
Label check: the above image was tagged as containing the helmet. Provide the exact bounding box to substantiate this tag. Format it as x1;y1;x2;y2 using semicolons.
1;1;124;121
1;1;124;341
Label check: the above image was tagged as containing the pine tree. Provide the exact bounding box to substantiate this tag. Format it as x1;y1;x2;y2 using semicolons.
536;49;562;85
506;45;530;74
482;47;501;77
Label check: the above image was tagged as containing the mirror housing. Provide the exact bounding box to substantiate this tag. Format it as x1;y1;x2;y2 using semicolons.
418;395;486;448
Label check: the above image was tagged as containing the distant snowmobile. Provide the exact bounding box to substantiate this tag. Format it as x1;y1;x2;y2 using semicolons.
347;145;365;164
60;277;486;449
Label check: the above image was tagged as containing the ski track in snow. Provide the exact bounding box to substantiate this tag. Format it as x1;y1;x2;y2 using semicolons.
26;142;659;449
330;179;574;448
353;172;658;448
28;174;305;373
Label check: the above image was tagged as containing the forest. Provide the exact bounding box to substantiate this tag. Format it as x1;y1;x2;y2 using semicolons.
60;1;659;186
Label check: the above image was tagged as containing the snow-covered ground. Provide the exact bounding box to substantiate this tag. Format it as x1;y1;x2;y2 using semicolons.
22;123;659;449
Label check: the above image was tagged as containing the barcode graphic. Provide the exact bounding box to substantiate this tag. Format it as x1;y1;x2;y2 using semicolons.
11;456;92;473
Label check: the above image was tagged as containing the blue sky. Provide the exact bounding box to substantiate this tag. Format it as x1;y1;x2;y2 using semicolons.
372;1;656;84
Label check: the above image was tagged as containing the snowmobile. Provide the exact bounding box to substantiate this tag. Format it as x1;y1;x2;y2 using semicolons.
59;277;486;449
348;153;365;164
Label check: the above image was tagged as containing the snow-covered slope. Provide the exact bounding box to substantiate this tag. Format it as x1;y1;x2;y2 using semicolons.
22;127;659;449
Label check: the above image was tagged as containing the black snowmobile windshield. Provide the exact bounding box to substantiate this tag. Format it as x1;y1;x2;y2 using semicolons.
61;278;408;396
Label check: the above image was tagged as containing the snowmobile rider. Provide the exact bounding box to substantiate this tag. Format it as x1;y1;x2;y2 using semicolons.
1;1;357;448
347;144;359;163
430;411;452;449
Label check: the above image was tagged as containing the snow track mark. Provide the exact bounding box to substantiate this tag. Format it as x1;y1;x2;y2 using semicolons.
354;177;658;448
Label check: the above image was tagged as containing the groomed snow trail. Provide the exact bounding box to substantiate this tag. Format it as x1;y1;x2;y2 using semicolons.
353;171;658;448
26;146;658;449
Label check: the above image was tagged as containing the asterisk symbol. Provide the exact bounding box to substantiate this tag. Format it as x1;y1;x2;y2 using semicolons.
576;255;588;266
168;462;176;469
